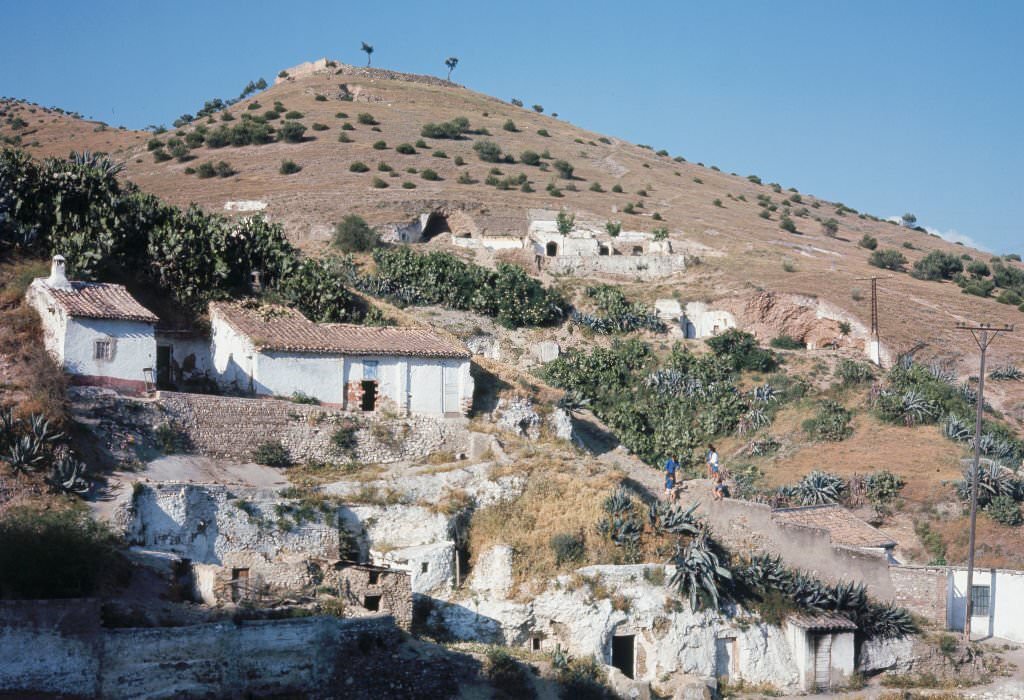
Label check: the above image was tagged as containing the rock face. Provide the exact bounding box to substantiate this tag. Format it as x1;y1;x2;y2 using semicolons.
547;408;575;442
493;397;542;439
469;545;514;600
466;334;502;360
430;564;802;693
532;340;561;363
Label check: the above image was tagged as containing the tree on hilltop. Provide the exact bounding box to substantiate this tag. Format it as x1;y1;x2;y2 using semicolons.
901;212;917;227
361;42;374;66
445;57;459;81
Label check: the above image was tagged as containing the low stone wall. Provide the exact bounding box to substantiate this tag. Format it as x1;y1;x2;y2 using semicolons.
1;600;451;699
158;391;467;464
549;253;686;280
890;566;948;627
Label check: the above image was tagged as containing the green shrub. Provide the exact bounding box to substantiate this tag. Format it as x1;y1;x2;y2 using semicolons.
283;110;303;119
371;176;388;188
502;119;517;132
432;150;447;158
421;168;440;181
537;128;550;137
821;218;839;237
803;400;853;441
350;161;370;173
912;250;963;281
553;160;574;179
966;260;991;277
311;123;328;132
473;140;503;162
706;329;777;372
611;184;623;193
589;182;604;192
779;216;797;233
869;248;908;271
998;289;1023;305
520;150;541;166
335;216;380;255
357;113;377;125
314;94;327;101
252;440;291;467
277;120;306;143
550;532;585;565
961;278;995;297
402;181;416;189
335;111;348;119
330;421;360;456
0;506;123;598
196;161;217;179
770;335;804;350
865;470;906;506
372;140;387;150
987;494;1022;526
838;359;873;385
279;159;301;175
395;143;416;154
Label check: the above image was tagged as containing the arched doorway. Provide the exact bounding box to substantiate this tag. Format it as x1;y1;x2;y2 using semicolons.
421;212;451;241
546;241;558;257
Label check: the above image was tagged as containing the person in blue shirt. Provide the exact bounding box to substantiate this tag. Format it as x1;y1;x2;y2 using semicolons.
664;455;679;499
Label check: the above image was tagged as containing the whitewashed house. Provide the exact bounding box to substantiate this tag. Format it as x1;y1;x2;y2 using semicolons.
946;567;1024;642
26;255;159;392
209;301;473;415
785;613;856;692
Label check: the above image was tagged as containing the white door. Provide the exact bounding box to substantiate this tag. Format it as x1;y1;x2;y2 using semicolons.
813;634;832;690
442;362;460;415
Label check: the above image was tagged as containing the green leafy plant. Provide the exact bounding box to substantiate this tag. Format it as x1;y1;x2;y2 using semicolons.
803;401;853;442
252;440;291;467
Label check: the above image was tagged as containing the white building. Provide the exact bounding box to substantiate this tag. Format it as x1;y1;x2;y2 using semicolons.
25;256;159;392
947;567;1024;642
785;613;856;692
209;301;473;415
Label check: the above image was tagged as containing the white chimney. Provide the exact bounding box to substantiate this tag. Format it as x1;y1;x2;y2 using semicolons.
46;255;73;290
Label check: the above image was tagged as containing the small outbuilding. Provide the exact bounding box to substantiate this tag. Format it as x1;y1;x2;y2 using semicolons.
772;504;897;560
786;612;856;692
26;255;159;392
209;301;473;415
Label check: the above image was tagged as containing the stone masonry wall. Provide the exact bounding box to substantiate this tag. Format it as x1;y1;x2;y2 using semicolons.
890;566;948;628
158;391;468;464
1;600;458;699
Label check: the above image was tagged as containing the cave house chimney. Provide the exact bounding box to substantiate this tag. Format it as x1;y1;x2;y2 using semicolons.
46;255;73;291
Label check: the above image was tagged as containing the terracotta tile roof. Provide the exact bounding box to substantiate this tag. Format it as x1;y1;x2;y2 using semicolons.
44;281;159;323
787;612;857;631
772;504;896;550
210;301;469;358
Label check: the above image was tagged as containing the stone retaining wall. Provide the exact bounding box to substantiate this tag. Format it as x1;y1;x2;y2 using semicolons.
890;566;948;627
1;600;454;699
158;391;467;464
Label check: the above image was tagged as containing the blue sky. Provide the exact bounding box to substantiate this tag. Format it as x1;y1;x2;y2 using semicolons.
2;1;1021;252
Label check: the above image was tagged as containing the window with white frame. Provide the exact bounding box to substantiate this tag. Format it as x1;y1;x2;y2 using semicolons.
94;339;113;361
971;584;990;616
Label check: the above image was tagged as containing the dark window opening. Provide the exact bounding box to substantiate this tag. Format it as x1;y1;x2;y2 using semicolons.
360;380;378;411
368;571;380;585
599;245;610;256
611;634;635;679
532;637;542;651
156;345;172;389
631;246;644;256
421;213;451;241
546;241;558;257
363;594;382;611
971;585;991;616
421;562;429;573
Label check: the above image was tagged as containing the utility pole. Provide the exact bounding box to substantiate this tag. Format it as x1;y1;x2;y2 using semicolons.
855;276;890;367
955;322;1013;641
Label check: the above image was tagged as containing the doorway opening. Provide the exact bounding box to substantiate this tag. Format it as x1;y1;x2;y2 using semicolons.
421;213;451;241
631;246;644;256
231;568;249;602
599;245;610;256
611;634;635;679
363;594;381;612
360;380;378;411
546;241;558;257
156;345;172;388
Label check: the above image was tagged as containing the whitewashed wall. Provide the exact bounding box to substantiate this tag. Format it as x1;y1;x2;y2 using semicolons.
785;625;854;691
25;281;69;364
948;568;1024;642
346;356;472;416
62;318;156;384
256;352;345;403
156;333;214;377
683;302;737;339
211;318;256;392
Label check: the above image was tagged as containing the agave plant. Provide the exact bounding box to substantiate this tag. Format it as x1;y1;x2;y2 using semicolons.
738;407;770;435
7;435;48;475
596;513;643;549
735;553;792;592
668;530;732;611
942;414;973;442
927;362;958;385
70;150;126;177
857;602;917;639
0;406;20;451
602;487;636;517
954;460;1019;507
794;470;847;506
648;501;701;536
826;580;868;613
898;390;938;426
46;451;91;495
747;436;781;457
978;433;1017;461
27;414;64;447
789;572;832;609
989;365;1024;381
751;383;778;404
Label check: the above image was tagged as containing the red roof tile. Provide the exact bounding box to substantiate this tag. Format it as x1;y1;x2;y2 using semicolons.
787;612;857;631
772;504;896;549
210;301;469;358
45;281;159;323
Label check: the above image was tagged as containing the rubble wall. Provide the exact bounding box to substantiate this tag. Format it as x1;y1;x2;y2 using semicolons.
158;391;467;464
549;253;686;280
890;566;948;628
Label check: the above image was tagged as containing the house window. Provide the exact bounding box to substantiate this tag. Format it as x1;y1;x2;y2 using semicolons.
971;585;990;616
368;571;380;585
94;339;113;361
362;360;379;380
421;562;429;574
363;594;381;612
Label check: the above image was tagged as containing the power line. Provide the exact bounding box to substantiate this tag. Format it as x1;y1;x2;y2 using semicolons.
954;321;1013;642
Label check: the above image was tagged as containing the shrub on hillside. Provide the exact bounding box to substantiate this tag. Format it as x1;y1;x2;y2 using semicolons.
311;123;328;131
706;329;777;372
553;160;574;179
986;494;1022;526
484;648;536;700
333;216;382;255
395;143;416;155
869;248;908;271
821;218;839;237
421;168;440;181
420;117;470;139
0;506;124;598
350;161;370;172
859;234;878;250
276;121;306;143
803;400;853;441
770;335;804;350
912;250;963;281
357;113;378;125
473;140;503;162
279;159;301;175
502;119;517;132
520;150;541;166
550;532;586;565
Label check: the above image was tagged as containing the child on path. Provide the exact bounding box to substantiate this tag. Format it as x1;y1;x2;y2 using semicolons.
664;455;679;500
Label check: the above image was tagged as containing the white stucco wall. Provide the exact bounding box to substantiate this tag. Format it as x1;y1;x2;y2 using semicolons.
683;302;738;339
156;333;214;378
26;280;69;364
256;352;345;403
786;625;854;691
211;318;257;392
62;318;156;384
948;568;1024;642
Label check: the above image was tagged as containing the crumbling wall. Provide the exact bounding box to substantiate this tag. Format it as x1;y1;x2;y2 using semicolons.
158;391;467;464
548;254;686;280
889;566;948;627
326;566;414;629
